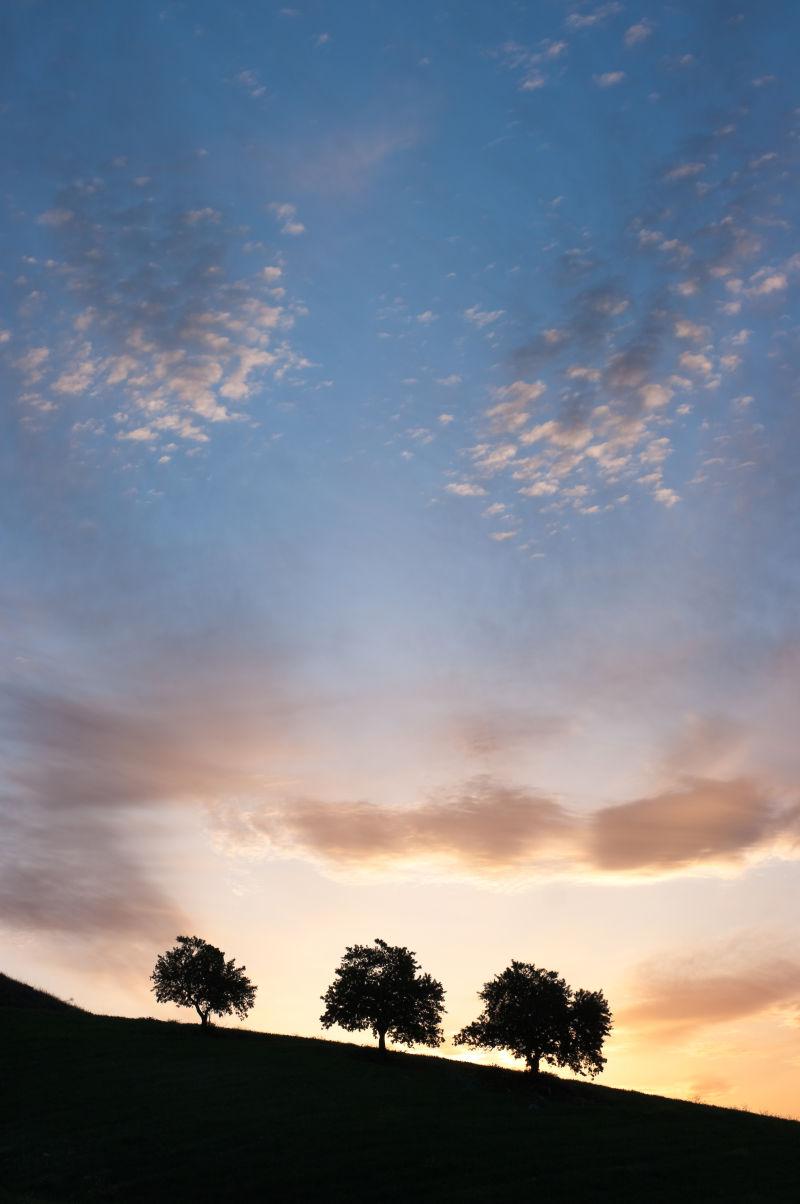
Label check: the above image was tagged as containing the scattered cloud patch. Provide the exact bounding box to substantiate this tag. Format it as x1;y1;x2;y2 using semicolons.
446;481;488;497
566;3;623;30
10;181;310;456
235;69;267;99
37;208;74;227
665;162;706;181
624;20;653;47
464;304;504;328
593;71;625;88
269;201;305;236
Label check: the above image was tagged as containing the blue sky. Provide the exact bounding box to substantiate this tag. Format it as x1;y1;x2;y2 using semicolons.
2;0;800;1115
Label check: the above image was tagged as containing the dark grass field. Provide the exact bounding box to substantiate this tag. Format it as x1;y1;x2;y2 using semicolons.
1;983;798;1202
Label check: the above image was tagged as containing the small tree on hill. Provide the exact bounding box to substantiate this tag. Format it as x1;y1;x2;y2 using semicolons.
454;961;611;1077
151;935;257;1028
320;937;445;1052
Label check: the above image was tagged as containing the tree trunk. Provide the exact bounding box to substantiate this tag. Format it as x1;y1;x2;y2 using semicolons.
378;1029;387;1053
527;1054;540;1074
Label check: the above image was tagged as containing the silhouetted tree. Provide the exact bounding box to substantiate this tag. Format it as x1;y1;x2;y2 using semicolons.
320;937;445;1052
151;935;256;1028
454;961;611;1076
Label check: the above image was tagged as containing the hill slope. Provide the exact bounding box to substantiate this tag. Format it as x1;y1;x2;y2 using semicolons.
1;980;797;1202
0;972;83;1013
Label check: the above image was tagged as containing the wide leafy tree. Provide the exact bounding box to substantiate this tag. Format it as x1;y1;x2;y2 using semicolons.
320;938;445;1052
151;935;257;1028
454;961;611;1076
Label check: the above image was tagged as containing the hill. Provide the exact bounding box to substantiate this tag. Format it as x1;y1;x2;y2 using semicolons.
0;977;797;1202
0;972;83;1014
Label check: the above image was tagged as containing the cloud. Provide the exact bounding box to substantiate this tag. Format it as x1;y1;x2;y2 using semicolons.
118;426;158;443
674;319;708;341
37;208;74;226
0;686;201;944
679;351;713;376
15;346;50;383
653;485;680;507
747;269;787;296
464;304;505;328
215;777;572;873
485;380;546;432
0;803;182;945
624;21;653;48
288;124;418;195
53;354;96;395
269;201;305;235
493;38;570;92
3;666;799;946
620;943;800;1039
593;72;626;88
640;383;672;410
664;162;706;181
566;365;601;382
0;669;290;947
235;69;267;99
213;770;800;884
445;481;487;497
10;175;308;454
586;778;791;874
566;3;623;30
467;69;800;537
182;207;221;225
462;351;689;510
449;711;570;757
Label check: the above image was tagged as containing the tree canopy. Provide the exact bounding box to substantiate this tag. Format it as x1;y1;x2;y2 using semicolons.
151;935;257;1028
454;961;611;1076
320;937;445;1051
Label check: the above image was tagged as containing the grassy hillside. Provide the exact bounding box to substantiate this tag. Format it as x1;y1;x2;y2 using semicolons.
1;982;798;1202
0;973;83;1013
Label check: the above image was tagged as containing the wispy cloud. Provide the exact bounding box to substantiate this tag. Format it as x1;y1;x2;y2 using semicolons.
624;21;653;48
566;3;623;31
288;124;418;195
269;201;306;235
235;68;267;99
213;772;800;883
464;304;505;328
593;71;626;88
620;941;800;1040
493;39;569;92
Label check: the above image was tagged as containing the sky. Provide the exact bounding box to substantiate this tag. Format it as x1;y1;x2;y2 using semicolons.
1;0;799;1117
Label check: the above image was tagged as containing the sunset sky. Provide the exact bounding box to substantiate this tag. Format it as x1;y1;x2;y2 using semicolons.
2;0;799;1117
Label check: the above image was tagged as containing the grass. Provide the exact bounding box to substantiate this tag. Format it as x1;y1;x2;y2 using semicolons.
1;986;799;1202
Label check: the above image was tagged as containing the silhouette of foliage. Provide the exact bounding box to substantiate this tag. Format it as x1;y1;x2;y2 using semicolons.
454;961;611;1076
320;937;445;1052
151;935;256;1027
